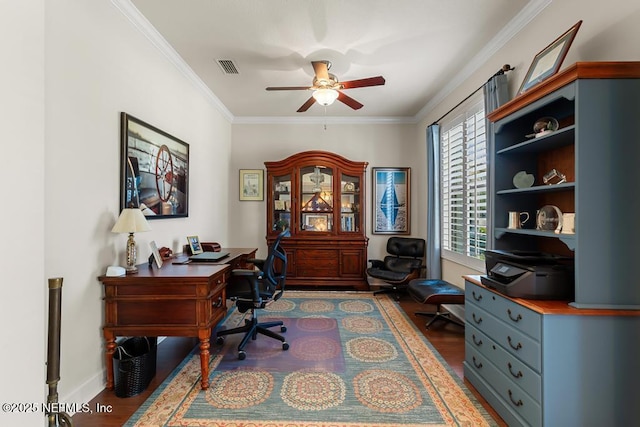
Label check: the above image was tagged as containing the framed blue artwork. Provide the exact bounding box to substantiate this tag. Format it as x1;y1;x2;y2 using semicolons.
373;167;410;234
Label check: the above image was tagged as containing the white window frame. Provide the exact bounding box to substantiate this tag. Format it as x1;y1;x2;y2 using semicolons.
440;96;487;272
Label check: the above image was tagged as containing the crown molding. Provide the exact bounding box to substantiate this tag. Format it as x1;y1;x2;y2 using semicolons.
232;115;417;125
413;0;552;123
111;0;234;123
113;0;550;126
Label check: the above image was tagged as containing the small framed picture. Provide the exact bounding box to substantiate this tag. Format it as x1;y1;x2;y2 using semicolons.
239;169;264;201
149;240;163;268
517;20;582;95
186;235;203;255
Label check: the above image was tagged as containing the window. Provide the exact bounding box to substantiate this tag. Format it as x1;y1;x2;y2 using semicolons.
440;98;487;270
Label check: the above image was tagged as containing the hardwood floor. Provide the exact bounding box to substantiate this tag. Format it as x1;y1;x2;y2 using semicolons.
72;293;506;426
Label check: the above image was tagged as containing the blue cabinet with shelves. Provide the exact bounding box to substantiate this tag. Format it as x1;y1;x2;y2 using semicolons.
488;62;640;309
465;63;640;426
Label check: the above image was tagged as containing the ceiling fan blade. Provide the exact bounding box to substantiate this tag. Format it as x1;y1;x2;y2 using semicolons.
340;76;386;89
337;91;363;110
266;86;312;91
297;96;316;112
311;61;330;81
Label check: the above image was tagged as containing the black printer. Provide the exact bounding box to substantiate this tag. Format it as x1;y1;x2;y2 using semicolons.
481;250;574;300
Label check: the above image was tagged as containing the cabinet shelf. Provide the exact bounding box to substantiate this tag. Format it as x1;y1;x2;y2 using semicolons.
497;125;575;155
494;227;575;250
496;182;575;195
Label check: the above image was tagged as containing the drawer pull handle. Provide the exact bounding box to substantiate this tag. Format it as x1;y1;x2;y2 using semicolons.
507;336;522;351
472;356;483;369
472;313;483;324
212;297;223;308
472;291;482;302
472;334;483;346
507;309;522;322
508;389;523;407
508;362;523;378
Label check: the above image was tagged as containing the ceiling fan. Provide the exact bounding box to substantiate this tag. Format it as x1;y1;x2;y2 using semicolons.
266;60;386;112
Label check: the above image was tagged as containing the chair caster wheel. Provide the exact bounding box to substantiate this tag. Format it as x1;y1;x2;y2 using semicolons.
216;336;224;345
281;326;287;332
282;342;289;350
238;351;246;360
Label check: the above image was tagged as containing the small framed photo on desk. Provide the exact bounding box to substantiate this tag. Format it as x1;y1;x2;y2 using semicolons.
149;240;163;268
187;235;203;255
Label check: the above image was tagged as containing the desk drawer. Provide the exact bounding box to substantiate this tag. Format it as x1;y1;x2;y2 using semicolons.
466;324;541;402
466;281;541;340
210;286;226;324
466;303;540;371
116;300;196;326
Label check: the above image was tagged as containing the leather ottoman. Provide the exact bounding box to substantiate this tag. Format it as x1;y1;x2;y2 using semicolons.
407;279;465;329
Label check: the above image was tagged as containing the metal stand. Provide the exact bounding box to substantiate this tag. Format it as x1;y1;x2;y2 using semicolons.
47;278;73;427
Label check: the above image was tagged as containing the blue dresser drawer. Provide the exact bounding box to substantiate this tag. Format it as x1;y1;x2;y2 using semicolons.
466;323;541;402
466;281;541;340
466;302;541;371
466;344;542;426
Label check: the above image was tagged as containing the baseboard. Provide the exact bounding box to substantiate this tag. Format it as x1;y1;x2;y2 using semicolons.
61;336;167;415
60;370;105;416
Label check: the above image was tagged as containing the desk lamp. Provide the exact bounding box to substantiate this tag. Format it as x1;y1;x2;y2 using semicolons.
111;208;151;274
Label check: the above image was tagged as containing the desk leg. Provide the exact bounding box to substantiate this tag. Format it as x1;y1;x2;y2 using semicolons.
104;330;116;390
198;330;210;390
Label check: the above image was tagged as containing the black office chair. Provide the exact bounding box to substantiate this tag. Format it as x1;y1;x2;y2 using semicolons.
215;230;289;360
367;237;426;300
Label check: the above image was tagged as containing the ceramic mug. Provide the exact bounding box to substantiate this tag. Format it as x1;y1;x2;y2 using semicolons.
561;213;575;234
508;211;529;229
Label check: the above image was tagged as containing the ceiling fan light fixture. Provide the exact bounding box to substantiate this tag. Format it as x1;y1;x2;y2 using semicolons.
312;88;339;106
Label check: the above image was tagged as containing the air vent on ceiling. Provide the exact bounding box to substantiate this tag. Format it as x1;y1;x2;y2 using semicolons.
217;59;239;75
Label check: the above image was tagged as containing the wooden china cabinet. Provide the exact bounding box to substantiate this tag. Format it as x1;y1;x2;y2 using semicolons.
265;151;369;290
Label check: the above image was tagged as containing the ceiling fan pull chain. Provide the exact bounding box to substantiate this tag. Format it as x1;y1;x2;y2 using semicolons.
324;106;328;130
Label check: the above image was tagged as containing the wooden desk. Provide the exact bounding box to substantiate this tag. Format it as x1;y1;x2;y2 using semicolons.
99;248;257;391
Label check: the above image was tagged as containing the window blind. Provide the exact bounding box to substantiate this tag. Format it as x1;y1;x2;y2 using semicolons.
441;99;487;266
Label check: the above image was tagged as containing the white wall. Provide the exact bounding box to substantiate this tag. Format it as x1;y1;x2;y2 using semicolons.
417;0;640;287
0;0;232;418
0;2;46;425
3;0;639;422
229;123;420;260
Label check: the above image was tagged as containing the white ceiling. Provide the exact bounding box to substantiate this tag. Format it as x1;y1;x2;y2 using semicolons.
127;0;540;121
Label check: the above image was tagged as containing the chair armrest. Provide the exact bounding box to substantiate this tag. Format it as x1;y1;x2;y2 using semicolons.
247;258;266;271
368;259;384;269
231;269;260;276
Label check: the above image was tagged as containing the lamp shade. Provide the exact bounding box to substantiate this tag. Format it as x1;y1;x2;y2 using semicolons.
312;88;339;106
111;208;152;233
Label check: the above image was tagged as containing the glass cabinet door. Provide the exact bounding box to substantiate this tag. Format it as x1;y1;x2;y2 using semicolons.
272;174;291;231
300;165;333;232
340;173;361;232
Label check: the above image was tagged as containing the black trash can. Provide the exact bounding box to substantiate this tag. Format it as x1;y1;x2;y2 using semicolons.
113;337;157;398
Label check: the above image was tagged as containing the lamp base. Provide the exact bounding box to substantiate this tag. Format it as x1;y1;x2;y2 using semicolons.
125;232;138;274
125;266;139;275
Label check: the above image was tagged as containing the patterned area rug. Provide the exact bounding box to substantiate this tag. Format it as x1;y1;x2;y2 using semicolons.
126;291;496;426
